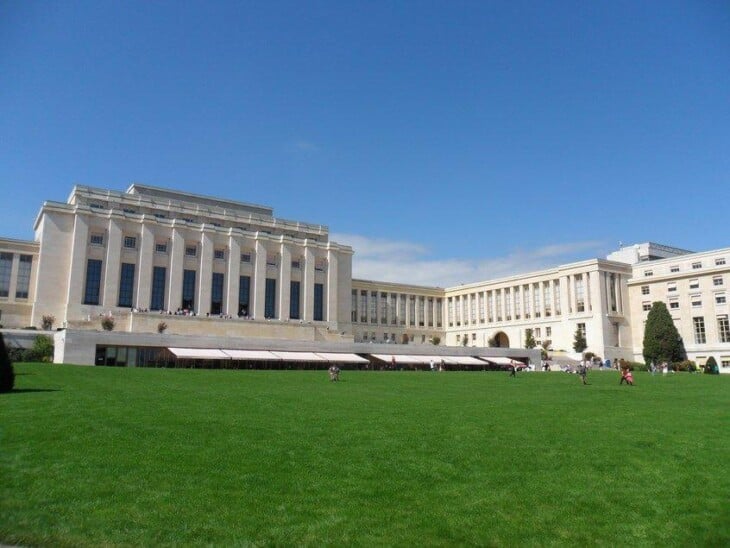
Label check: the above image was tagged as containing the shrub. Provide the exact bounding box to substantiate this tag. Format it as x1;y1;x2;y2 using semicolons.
0;333;14;392
101;317;115;331
573;327;587;354
431;336;441;346
29;335;54;362
704;356;719;374
157;321;168;334
41;314;55;330
524;329;536;349
630;361;649;371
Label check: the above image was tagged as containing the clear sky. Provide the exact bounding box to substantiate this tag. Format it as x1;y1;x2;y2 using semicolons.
2;1;729;286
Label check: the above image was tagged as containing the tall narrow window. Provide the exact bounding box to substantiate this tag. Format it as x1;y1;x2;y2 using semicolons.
117;263;135;307
84;259;103;305
313;283;324;321
381;292;388;324
693;317;706;344
265;278;276;319
15;255;32;299
436;298;443;328
290;281;301;319
239;276;250;316
150;266;166;311
351;290;357;322
0;253;13;297
370;291;378;324
211;273;224;314
409;296;416;326
717;316;730;343
360;291;368;323
182;270;196;310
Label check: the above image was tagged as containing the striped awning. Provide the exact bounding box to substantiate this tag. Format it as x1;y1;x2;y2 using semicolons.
314;352;369;363
221;349;280;360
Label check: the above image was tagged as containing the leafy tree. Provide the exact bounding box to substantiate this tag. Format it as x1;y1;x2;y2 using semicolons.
705;356;718;375
487;335;498;348
462;335;469;346
573;326;587;354
431;336;441;346
642;302;685;365
0;333;14;392
524;329;536;349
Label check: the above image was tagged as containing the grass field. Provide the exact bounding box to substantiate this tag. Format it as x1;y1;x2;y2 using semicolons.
1;364;729;547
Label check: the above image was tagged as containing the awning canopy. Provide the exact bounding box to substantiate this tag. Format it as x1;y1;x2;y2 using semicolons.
480;356;526;366
168;348;229;359
445;356;488;366
314;352;369;363
221;349;280;360
270;351;328;362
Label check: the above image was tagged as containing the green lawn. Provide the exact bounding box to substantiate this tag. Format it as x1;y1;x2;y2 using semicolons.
1;364;728;547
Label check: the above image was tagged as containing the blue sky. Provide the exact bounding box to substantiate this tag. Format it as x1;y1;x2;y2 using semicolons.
2;1;729;286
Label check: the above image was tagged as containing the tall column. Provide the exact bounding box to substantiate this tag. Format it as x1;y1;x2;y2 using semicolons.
226;236;241;316
66;214;89;310
102;218;122;308
278;242;291;320
167;227;184;312
302;246;315;321
326;249;338;322
197;231;213;315
589;271;603;315
252;239;267;320
551;279;558;316
136;223;154;309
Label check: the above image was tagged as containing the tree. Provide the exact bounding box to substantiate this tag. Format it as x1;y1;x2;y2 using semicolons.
0;333;14;392
462;335;469;346
524;328;536;349
541;339;552;361
42;314;55;330
642;301;685;365
431;336;441;346
705;356;718;375
487;335;498;348
573;326;587;354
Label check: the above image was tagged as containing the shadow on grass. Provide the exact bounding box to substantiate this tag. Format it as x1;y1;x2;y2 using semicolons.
4;388;61;394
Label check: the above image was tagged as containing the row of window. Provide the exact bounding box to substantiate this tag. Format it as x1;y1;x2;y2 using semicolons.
643;257;726;277
693;316;730;344
356;332;431;344
83;259;324;320
642;292;727;311
0;252;33;299
641;276;723;295
91;234;326;269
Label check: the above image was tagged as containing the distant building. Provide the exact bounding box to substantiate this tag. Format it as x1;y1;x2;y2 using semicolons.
0;183;728;372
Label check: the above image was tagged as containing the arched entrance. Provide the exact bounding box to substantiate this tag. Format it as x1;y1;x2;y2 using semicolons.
493;331;510;348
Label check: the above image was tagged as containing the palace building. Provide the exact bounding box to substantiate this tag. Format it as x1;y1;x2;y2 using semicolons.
0;184;728;372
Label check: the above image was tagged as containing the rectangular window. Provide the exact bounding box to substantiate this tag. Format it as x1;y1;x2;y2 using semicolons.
574;276;584;313
267;255;278;267
264;278;276;319
351;290;357;322
644;270;653;277
360;291;368;323
409;296;416;326
214;249;225;260
689;279;699;289
713;276;723;286
716;294;726;305
290;281;301;319
239;276;250;316
642;302;651;311
154;213;166;219
533;284;542;317
291;260;301;270
381;292;388;324
390;293;398;325
185;246;197;257
436;298;443;328
667;282;677;292
313;283;324;321
641;285;649;295
182;270;196;310
715;258;726;266
718;316;730;343
123;208;137;214
123;236;137;249
370;291;378;324
693;316;706;344
577;322;586;338
546;326;552;337
0;252;12;297
84;259;103;305
90;233;104;246
419;296;426;327
15;255;32;299
399;294;406;325
669;300;679;310
535;327;541;337
150;266;166;310
241;253;251;263
210;273;224;314
155;243;167;254
692;262;702;270
691;294;702;307
670;265;679;273
117;263;135;307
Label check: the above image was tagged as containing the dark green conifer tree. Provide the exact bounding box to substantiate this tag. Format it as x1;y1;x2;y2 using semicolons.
642;301;685;365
